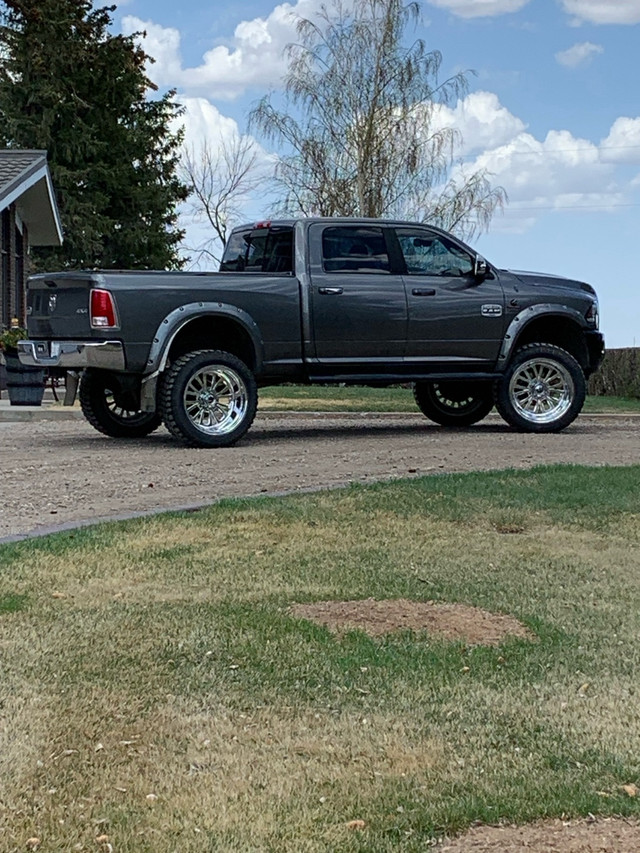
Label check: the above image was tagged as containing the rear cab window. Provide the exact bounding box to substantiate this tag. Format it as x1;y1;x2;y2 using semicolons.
322;226;390;274
220;225;294;273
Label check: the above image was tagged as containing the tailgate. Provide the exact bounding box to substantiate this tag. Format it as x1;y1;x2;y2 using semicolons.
26;274;99;339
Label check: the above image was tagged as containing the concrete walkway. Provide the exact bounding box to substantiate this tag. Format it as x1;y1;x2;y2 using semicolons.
0;398;83;421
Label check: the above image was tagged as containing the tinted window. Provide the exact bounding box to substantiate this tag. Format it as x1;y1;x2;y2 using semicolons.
220;230;248;271
322;226;390;274
397;230;474;276
220;227;293;273
263;228;294;273
245;234;267;271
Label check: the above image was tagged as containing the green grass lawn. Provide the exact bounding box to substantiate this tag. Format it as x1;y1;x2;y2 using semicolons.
258;384;640;414
1;466;639;851
583;394;640;413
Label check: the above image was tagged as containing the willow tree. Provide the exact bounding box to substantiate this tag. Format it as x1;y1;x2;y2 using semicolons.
251;0;505;238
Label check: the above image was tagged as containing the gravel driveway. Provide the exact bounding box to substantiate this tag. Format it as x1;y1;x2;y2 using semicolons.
0;412;638;540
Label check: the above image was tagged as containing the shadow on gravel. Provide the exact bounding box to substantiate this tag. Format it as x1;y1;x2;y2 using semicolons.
31;417;603;451
35;419;526;450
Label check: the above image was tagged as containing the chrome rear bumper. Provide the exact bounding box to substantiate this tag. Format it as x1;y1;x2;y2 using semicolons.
17;340;125;371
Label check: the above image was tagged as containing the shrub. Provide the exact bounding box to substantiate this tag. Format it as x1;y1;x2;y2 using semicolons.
588;348;640;398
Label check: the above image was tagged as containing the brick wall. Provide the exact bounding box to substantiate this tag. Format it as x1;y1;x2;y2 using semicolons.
0;203;29;328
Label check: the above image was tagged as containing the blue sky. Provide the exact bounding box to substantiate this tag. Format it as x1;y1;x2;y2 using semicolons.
113;0;640;346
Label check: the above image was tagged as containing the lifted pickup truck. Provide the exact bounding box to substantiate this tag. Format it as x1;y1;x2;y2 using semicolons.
19;217;604;447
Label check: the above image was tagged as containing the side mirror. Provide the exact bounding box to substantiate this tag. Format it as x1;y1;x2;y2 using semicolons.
474;256;489;282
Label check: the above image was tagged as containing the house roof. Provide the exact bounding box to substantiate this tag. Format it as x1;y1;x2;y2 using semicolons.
0;150;63;246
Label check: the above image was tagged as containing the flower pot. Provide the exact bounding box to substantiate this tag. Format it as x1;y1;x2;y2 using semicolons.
2;351;45;406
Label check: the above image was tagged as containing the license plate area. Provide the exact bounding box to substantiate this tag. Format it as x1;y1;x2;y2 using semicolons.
34;340;53;358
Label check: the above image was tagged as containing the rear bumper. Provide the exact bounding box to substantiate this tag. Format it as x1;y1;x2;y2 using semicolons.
17;339;125;372
584;331;605;377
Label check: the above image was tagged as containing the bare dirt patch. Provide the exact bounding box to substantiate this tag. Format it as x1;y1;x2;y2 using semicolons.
439;817;640;852
290;598;533;645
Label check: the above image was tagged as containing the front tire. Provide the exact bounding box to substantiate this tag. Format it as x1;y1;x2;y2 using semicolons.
414;380;494;427
495;343;585;432
159;350;257;447
79;370;162;438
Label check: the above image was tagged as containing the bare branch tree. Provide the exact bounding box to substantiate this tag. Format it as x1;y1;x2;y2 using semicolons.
250;0;506;238
181;134;265;265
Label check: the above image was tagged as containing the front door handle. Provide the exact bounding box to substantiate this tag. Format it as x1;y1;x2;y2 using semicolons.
412;288;436;296
318;287;344;295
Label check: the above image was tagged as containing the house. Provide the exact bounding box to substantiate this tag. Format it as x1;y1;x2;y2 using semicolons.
0;149;63;329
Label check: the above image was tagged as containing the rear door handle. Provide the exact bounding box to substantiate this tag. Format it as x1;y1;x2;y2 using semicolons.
412;288;436;296
318;287;343;295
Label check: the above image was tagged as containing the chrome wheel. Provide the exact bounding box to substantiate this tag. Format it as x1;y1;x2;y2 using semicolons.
160;350;258;448
79;369;162;438
414;380;494;427
183;365;249;436
508;357;574;425
104;388;144;421
432;383;480;410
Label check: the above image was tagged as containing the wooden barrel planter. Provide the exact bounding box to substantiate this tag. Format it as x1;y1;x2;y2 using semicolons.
2;351;45;406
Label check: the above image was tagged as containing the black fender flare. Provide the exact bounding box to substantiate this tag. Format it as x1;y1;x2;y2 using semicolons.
139;302;264;411
497;303;588;368
145;301;264;374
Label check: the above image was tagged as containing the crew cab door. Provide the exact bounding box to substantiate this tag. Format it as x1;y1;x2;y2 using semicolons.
307;223;407;363
391;227;506;365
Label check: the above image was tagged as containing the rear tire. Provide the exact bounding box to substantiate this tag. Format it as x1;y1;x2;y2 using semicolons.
159;349;257;447
494;343;585;432
414;380;494;427
79;370;162;438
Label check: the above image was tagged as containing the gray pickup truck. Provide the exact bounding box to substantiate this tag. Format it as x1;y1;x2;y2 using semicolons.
19;217;604;447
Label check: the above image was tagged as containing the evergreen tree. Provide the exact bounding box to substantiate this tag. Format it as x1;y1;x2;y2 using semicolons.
0;0;188;270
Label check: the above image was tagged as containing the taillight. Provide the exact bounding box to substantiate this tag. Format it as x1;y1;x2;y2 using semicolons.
90;289;118;328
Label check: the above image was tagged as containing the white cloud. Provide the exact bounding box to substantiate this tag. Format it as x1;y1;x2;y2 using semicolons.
426;0;530;17
123;1;322;100
555;41;603;67
600;117;640;163
474;129;606;202
440;96;640;232
425;0;640;22
122;1;640;107
121;17;183;87
433;91;527;153
561;0;640;25
175;98;243;151
172;96;272;190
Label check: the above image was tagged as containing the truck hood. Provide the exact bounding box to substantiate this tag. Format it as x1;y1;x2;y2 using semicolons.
505;269;596;297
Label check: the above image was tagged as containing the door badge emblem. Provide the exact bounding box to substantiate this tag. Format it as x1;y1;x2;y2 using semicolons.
481;304;503;317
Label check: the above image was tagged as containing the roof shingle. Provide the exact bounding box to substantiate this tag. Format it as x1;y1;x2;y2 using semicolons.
0;150;48;206
0;149;62;245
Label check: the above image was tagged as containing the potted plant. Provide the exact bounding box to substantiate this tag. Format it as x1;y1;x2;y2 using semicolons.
0;323;45;406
